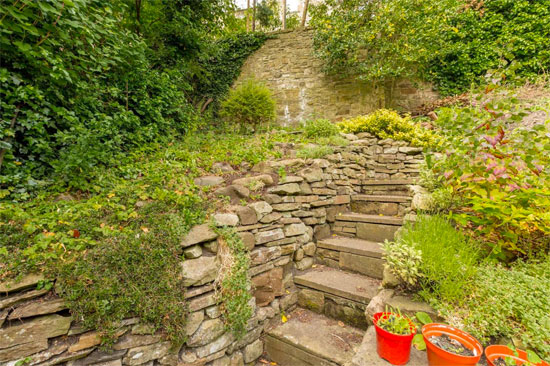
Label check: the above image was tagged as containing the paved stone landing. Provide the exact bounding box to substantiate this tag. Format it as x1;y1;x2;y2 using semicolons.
265;309;364;366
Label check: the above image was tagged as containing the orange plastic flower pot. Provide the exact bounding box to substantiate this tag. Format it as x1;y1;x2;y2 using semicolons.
422;324;483;366
373;312;417;366
485;345;549;366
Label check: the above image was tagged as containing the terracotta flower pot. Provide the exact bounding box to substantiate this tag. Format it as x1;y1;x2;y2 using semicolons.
373;312;417;366
422;323;483;366
485;345;549;366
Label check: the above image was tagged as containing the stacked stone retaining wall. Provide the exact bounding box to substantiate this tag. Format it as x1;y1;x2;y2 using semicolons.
0;133;424;366
235;29;439;125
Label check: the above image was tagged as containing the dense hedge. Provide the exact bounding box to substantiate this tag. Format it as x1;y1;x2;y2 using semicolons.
0;0;258;197
311;0;550;96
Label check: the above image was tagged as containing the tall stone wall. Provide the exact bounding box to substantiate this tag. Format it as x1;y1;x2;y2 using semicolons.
0;134;424;366
235;29;438;126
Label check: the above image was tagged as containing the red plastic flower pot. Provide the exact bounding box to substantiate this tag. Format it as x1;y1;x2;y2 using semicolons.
422;323;483;366
373;312;417;366
485;345;549;366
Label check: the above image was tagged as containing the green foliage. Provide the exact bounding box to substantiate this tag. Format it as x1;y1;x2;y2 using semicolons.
428;86;550;258
311;0;456;83
428;0;550;95
296;145;334;159
0;0;199;194
214;226;253;338
256;0;281;30
443;258;550;358
385;215;481;304
303;118;339;138
57;202;199;345
220;79;276;131
311;0;550;95
193;32;268;109
338;109;442;147
383;239;423;288
377;307;415;335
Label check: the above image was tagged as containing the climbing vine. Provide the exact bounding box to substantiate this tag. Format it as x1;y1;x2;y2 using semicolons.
213;225;253;338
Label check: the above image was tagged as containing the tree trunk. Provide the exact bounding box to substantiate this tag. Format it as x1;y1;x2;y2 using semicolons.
252;0;256;31
282;0;286;30
301;0;309;27
247;0;250;32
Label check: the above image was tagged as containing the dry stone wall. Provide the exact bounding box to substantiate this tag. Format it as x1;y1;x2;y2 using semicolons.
235;29;438;126
0;133;424;366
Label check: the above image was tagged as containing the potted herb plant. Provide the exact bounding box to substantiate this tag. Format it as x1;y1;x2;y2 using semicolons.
485;345;549;366
422;323;482;365
373;307;417;365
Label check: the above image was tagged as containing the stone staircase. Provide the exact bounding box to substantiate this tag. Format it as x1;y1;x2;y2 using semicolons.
263;181;417;366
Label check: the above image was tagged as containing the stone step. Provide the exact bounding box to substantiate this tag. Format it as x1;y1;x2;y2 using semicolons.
294;266;381;327
333;213;402;242
362;179;413;185
351;194;411;203
295;265;380;305
316;236;384;279
318;236;383;258
265;308;364;366
336;213;403;225
351;195;411;216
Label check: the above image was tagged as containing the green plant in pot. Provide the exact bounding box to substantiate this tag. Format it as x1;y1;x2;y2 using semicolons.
373;306;417;366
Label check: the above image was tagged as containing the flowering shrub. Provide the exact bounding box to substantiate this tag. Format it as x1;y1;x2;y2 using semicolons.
429;88;550;258
338;109;442;147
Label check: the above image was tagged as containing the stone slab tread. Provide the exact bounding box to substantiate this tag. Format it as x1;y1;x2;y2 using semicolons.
266;308;364;366
317;236;383;258
336;213;403;226
362;179;413;186
351;194;411;203
295;265;380;304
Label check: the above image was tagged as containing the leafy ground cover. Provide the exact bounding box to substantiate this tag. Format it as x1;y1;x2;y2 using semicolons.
384;215;550;358
0;125;344;343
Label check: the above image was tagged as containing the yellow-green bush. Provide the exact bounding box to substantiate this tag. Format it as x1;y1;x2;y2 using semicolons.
338;109;441;147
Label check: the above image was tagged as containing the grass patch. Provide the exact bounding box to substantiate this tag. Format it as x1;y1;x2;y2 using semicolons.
384;215;481;304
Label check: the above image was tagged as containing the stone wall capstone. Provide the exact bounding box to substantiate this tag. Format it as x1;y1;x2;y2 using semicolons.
234;29;439;126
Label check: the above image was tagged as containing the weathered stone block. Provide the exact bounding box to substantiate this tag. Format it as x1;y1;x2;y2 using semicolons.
180;255;218;286
297;289;324;312
182;224;218;247
339;253;384;279
252;267;283;306
356;223;399;242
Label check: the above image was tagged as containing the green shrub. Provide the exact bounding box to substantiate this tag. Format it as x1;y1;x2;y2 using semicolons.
303;118;340;138
385;215;481;304
444;258;550;358
383;239;423;288
428;87;550;258
338;109;441;147
220;79;276;132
